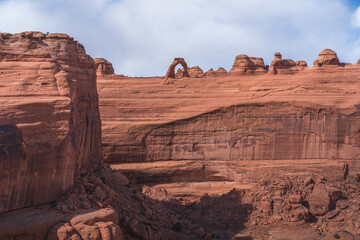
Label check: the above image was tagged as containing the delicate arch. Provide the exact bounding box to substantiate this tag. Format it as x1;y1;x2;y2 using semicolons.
165;58;190;78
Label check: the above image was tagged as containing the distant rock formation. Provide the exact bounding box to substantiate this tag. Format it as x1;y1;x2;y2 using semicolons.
204;68;215;76
94;58;114;75
205;67;228;77
229;54;267;75
0;31;102;213
176;66;204;78
269;52;307;74
296;60;308;68
313;49;340;67
166;58;190;78
188;66;204;77
216;67;228;74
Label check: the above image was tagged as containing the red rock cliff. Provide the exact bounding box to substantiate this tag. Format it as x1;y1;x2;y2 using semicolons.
98;60;360;163
0;32;102;213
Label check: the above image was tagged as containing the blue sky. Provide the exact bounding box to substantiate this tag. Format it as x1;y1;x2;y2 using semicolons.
349;0;360;7
1;0;360;76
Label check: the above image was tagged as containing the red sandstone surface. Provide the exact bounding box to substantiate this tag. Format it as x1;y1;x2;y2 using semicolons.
97;51;360;239
0;31;102;213
1;31;360;240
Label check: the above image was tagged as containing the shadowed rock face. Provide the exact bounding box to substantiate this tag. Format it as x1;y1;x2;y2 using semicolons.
0;31;102;213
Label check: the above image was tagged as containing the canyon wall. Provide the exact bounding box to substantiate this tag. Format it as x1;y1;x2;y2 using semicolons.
97;59;360;163
0;32;102;213
143;103;360;161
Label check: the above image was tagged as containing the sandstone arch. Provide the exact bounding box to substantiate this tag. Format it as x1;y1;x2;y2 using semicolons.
166;58;190;78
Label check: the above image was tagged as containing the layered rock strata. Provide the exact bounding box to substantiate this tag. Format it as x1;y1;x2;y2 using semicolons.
140;103;360;161
0;31;102;213
98;64;360;163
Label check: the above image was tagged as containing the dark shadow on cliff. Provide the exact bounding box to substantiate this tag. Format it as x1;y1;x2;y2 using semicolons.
160;188;253;239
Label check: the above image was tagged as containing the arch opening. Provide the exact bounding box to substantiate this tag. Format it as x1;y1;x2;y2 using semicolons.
165;58;190;78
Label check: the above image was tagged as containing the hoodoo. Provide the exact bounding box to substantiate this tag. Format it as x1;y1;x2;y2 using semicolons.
269;52;307;74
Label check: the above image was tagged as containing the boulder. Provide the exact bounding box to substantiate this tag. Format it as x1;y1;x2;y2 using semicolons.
288;194;303;204
47;208;122;240
260;199;273;215
291;205;310;221
307;183;341;216
307;183;331;215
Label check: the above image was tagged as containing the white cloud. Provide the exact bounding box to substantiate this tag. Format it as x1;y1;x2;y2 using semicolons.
0;0;359;76
352;7;360;28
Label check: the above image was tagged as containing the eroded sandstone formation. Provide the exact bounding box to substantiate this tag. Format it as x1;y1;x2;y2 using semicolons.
204;67;227;77
165;57;190;78
94;58;114;75
229;54;267;75
188;66;204;77
141;103;360;161
98;61;360;164
0;32;222;240
313;49;340;67
175;66;204;78
269;52;307;74
0;31;102;213
2;33;360;239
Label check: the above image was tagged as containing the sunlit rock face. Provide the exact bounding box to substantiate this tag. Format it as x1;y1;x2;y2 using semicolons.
0;32;102;213
142;103;360;161
97;55;360;163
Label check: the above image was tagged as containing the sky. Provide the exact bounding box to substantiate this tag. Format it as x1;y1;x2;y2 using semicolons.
1;0;360;77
